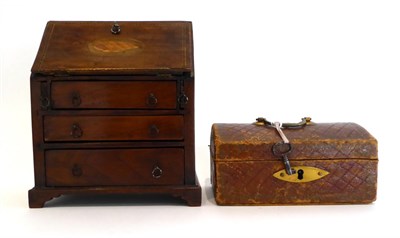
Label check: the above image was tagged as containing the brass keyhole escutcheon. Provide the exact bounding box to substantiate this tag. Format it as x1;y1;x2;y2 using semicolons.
71;91;81;107
273;166;329;183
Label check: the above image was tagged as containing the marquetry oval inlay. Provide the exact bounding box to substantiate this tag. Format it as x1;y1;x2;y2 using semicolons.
88;38;143;55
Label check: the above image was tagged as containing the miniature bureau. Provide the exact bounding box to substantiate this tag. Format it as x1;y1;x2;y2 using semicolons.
29;21;201;207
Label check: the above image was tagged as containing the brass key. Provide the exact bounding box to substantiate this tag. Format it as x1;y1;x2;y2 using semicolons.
272;122;296;175
272;141;296;175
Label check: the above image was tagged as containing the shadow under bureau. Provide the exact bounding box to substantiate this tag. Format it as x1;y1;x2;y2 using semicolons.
29;21;201;207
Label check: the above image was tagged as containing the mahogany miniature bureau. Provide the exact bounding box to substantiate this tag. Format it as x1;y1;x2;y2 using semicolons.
29;21;201;207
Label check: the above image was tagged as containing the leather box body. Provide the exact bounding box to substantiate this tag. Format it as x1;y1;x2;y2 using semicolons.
210;122;378;205
29;21;201;207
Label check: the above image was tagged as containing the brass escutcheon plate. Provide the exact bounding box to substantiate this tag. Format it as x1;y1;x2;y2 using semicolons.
273;166;329;183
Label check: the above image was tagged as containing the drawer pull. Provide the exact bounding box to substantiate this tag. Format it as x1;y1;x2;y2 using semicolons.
146;93;158;107
149;124;160;137
152;166;163;179
71;123;83;138
71;164;83;177
71;92;81;107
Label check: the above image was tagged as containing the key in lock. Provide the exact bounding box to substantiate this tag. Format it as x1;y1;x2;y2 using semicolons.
272;141;296;175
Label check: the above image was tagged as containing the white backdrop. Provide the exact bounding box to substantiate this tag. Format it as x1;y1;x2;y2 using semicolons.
1;0;399;237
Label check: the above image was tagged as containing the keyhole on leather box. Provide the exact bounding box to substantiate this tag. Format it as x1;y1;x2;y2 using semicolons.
297;169;304;180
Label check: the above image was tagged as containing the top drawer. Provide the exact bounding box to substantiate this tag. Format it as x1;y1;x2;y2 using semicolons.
51;81;177;109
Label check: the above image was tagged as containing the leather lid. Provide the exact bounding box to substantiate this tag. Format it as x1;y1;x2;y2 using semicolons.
210;123;378;161
31;21;194;76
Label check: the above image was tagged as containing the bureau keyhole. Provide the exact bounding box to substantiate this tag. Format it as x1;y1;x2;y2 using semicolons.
149;124;160;137
72;164;83;177
71;91;81;107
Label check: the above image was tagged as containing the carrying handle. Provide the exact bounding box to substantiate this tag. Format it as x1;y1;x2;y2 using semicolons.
255;117;312;128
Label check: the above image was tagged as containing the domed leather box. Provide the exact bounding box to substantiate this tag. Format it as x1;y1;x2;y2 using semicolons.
210;119;378;205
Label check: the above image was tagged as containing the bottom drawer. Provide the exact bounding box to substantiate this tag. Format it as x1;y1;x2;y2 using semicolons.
45;148;184;186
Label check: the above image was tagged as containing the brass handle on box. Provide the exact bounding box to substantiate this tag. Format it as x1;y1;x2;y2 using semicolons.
255;117;312;128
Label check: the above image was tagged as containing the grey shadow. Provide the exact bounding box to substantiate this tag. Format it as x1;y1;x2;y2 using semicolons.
204;178;217;205
44;194;186;207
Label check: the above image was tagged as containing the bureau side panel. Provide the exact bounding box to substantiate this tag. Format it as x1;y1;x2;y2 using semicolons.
184;77;195;185
30;76;45;186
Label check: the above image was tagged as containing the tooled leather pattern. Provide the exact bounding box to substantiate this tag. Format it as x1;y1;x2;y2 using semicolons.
216;159;377;204
311;160;377;193
213;123;377;160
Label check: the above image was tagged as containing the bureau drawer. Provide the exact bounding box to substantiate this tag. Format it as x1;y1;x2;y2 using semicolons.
44;115;184;142
45;148;184;186
51;81;177;109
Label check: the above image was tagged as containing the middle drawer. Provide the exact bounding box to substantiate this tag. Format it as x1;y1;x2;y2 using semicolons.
44;115;184;142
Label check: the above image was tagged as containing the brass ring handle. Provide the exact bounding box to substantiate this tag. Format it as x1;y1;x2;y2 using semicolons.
152;166;163;179
71;123;83;138
146;93;158;106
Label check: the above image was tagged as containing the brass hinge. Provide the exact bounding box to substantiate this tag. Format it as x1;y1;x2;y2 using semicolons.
177;79;189;109
40;82;50;110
